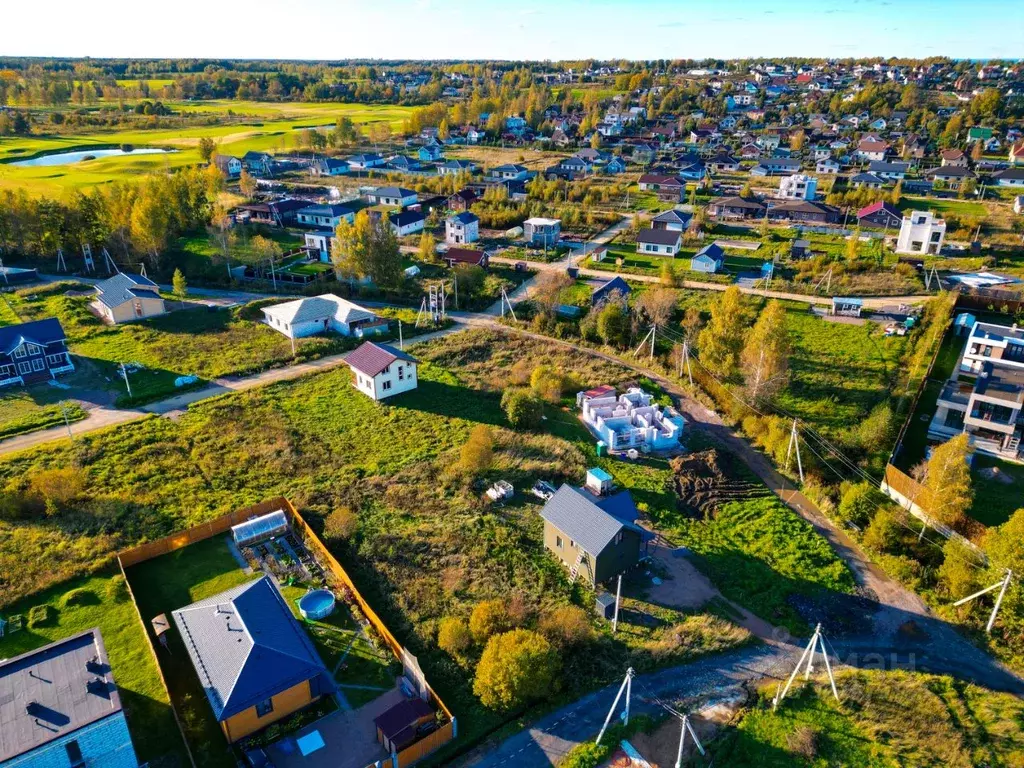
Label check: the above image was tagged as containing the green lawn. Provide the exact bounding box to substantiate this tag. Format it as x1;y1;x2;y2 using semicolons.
126;536;258;768
970;455;1024;527
0;390;88;439
899;196;988;219
780;308;909;437
0;103;414;196
709;669;1024;767
0;569;188;767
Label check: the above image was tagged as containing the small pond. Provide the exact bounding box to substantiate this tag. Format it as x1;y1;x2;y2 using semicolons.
11;147;177;167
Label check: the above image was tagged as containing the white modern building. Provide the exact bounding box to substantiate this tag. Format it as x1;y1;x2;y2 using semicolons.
576;385;685;453
929;317;1024;461
445;211;480;244
346;341;418;401
777;174;818;201
896;210;946;255
260;294;388;339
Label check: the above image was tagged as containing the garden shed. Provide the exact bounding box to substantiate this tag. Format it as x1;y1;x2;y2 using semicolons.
231;509;289;548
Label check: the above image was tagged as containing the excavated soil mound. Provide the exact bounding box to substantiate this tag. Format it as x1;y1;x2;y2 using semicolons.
670;449;769;519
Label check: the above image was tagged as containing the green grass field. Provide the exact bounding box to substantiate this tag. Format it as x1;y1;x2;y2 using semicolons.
0;329;754;758
0;102;413;195
709;669;1024;767
0;569;188;766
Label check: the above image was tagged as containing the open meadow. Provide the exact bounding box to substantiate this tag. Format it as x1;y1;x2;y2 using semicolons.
0;328;864;759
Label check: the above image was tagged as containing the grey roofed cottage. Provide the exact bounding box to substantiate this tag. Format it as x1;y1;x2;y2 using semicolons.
0;628;137;767
651;208;692;231
92;272;166;324
636;228;682;256
539;485;651;586
172;576;333;741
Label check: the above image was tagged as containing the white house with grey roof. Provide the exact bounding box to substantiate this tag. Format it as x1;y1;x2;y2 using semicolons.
91;272;166;324
261;294;387;339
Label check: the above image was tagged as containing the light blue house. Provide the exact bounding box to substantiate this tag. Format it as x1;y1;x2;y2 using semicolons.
691;243;725;273
418;144;444;162
0;629;139;768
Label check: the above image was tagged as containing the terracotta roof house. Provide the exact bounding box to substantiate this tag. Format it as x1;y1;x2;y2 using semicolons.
857;200;903;229
346;341;418;400
172;576;334;742
442;247;488;268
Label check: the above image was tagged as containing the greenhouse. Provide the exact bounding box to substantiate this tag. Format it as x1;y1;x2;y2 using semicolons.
231;509;290;548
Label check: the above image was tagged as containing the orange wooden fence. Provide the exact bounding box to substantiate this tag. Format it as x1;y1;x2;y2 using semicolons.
117;496;456;766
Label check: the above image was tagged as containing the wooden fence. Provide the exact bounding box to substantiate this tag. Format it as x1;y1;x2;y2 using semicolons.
118;498;286;567
117;497;456;767
881;464;985;556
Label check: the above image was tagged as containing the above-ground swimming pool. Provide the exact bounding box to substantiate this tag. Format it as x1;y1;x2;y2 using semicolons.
298;589;336;620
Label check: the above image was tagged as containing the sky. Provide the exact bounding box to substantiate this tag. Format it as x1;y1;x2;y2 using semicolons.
5;0;1022;61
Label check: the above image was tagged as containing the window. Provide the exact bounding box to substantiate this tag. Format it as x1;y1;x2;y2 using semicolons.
398;365;404;380
31;357;45;372
255;697;274;718
614;532;623;545
556;535;563;549
382;364;391;375
17;362;31;375
0;364;13;377
570;539;575;548
66;740;85;768
13;345;26;359
382;380;392;391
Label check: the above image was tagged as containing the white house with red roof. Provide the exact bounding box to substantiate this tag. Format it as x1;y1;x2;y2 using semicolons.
346;341;418;400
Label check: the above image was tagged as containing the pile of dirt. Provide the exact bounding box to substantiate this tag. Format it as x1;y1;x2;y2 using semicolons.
670;449;770;519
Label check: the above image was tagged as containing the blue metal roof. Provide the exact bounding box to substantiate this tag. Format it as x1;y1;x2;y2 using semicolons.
172;576;332;721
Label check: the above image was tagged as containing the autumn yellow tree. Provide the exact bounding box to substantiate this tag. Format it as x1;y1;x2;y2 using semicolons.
697;286;747;378
741;300;791;404
925;433;974;530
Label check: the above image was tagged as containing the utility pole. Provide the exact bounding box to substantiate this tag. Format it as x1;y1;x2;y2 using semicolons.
59;400;74;441
785;418;804;483
674;714;705;767
290;332;296;357
633;326;655;359
682;340;693;386
596;668;635;745
119;362;133;400
612;574;622;633
650;324;657;360
398;320;404;350
773;623;838;711
954;569;1013;634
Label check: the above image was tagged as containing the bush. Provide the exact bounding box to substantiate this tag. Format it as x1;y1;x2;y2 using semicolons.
324;506;358;542
459;425;494;476
473;629;561;711
838;482;876;528
106;574;130;603
29;467;86;509
876;553;923;590
938;539;980;598
862;509;902;553
28;604;54;627
596;300;630;348
530;365;565;403
501;388;544;430
469;599;512;643
538;605;594;649
437;616;473;658
61;588;99;608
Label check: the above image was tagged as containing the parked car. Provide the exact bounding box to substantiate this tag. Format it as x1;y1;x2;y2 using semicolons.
486;480;514;501
531;480;557;500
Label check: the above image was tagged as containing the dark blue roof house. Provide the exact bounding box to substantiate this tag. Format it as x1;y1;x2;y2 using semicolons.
172;576;334;742
591;276;632;306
